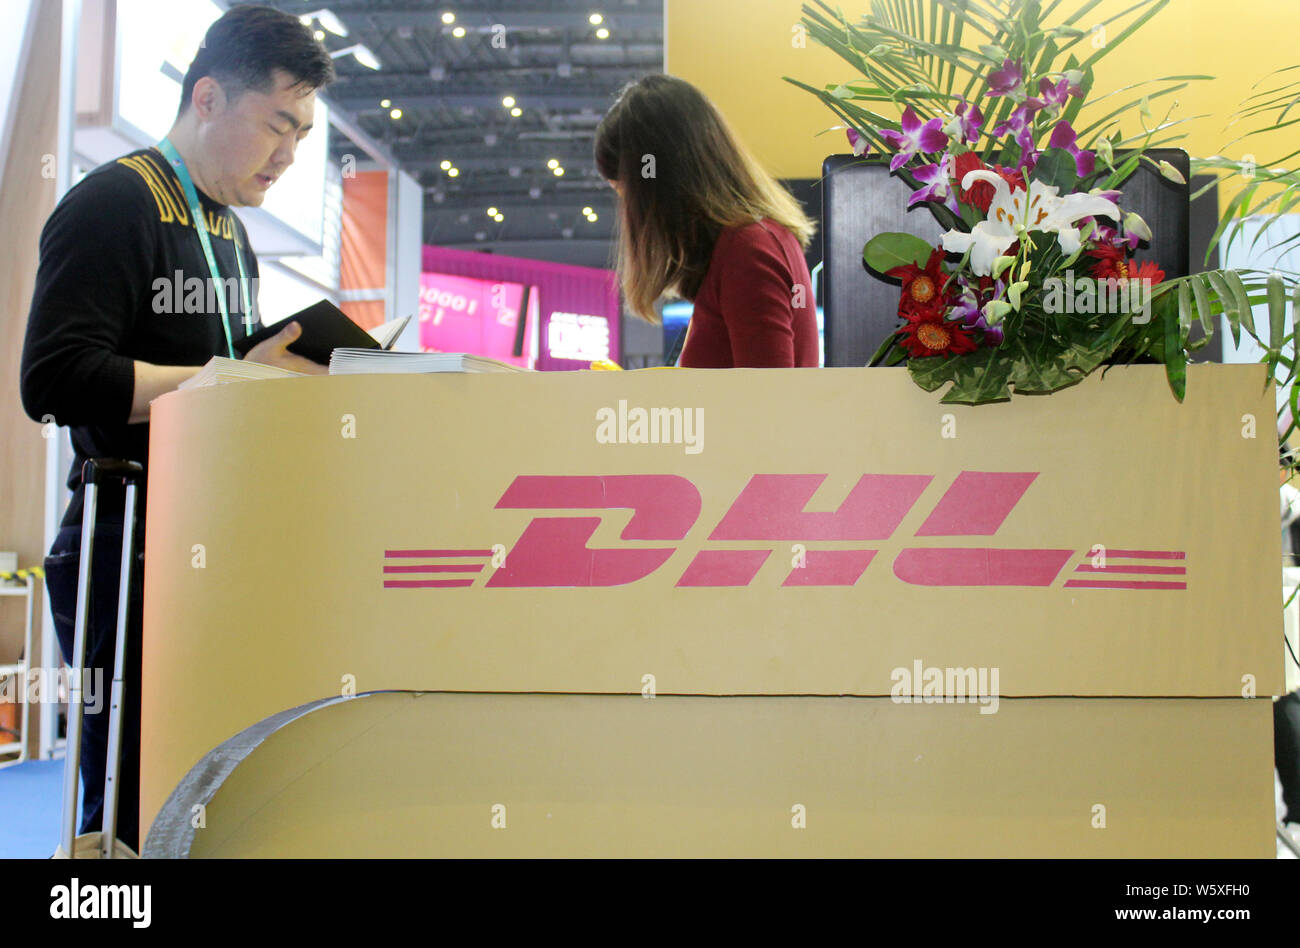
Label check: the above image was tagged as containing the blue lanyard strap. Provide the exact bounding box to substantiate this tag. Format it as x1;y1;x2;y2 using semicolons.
156;139;253;358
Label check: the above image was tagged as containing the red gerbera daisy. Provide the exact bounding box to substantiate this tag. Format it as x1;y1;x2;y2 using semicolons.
888;248;951;319
1132;260;1165;286
1086;244;1130;281
896;310;979;359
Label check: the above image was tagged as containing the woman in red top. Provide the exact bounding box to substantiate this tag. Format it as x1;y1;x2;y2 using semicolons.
594;75;819;368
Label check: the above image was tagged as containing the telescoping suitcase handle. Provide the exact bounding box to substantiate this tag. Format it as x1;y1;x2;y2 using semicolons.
60;458;143;860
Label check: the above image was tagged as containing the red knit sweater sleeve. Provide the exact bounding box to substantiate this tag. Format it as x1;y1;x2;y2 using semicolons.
713;223;799;367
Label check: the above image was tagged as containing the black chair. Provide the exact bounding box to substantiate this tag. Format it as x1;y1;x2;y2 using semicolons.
820;149;1191;366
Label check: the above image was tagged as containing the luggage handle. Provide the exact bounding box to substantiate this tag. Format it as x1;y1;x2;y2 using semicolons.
60;458;143;859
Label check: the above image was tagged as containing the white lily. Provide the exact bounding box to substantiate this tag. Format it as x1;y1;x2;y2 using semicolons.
942;170;1122;276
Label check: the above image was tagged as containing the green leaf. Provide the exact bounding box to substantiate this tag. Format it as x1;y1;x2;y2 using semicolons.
864;232;936;275
1225;270;1257;337
1204;270;1241;346
1188;274;1214;336
1033;147;1080;193
1268;272;1287;350
906;351;966;393
939;347;1013;404
1291;282;1300;386
1163;295;1187;401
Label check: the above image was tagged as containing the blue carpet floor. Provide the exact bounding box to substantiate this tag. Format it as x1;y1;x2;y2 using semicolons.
0;759;71;858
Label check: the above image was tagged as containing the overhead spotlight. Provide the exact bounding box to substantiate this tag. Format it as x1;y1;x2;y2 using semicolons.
595;27;610;39
475;231;487;241
547;159;559;169
380;98;392;108
508;167;522;178
562;227;575;239
330;44;382;69
440;159;452;170
487;207;499;216
587;213;598;222
582;206;593;215
442;12;456;24
452;25;466;38
553;167;565;176
529;187;542;199
390;108;403;119
484;133;498;146
589;13;604;25
494;213;504;222
314;29;325;41
448;167;460;177
502;96;516;108
510;107;522;118
301;9;349;37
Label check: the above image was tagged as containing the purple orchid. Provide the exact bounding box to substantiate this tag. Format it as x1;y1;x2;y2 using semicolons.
878;107;949;171
952;285;1004;345
945;98;985;145
908;154;958;211
1047;120;1095;177
986;59;1026;99
1038;75;1083;115
846;127;869;157
993;101;1044;162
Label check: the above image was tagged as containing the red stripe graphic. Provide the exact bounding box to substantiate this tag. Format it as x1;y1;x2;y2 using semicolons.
893;548;1073;586
1102;550;1186;559
676;550;771;587
386;549;493;557
383;580;476;588
383;564;484;574
915;472;1039;536
782;550;877;587
1073;564;1186;575
1064;579;1187;590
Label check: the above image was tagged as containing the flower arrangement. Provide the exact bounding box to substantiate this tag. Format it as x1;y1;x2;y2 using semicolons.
788;0;1298;406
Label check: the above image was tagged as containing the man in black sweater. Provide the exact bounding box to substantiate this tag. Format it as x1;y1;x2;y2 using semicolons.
20;5;335;852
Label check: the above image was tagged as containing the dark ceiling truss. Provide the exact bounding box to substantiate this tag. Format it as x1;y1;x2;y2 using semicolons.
260;0;663;248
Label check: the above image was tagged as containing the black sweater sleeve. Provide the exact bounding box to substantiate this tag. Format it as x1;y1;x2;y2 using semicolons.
20;171;157;426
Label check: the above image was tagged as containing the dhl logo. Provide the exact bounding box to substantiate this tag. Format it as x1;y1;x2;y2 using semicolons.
383;472;1187;590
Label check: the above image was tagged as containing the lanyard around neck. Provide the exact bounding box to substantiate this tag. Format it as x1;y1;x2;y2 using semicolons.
156;139;252;358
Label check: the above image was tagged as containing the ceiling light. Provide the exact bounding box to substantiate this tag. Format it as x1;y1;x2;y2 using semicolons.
475;231;486;241
596;27;610;39
502;96;516;108
442;12;456;24
329;44;382;70
587;213;598;222
380;98;392;108
314;29;325;41
301;9;349;37
487;207;498;216
510;107;522;117
508;166;522;178
553;167;565;176
447;167;460;177
494;213;504;222
547;159;559;169
390;108;402;119
562;227;574;239
529;187;542;198
589;13;604;25
440;159;452;170
452;25;466;38
582;206;593;215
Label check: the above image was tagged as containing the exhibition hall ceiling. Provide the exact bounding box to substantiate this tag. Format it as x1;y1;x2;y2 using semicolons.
261;0;663;256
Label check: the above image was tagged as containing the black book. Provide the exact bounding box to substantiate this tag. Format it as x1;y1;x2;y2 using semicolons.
234;299;410;365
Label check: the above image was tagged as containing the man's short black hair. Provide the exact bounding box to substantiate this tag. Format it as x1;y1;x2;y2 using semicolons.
178;4;335;116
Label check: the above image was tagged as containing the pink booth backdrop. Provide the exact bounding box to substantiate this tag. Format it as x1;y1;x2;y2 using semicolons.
421;245;621;371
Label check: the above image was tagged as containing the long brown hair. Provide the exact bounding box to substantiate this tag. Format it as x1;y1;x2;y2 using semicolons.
594;74;815;324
